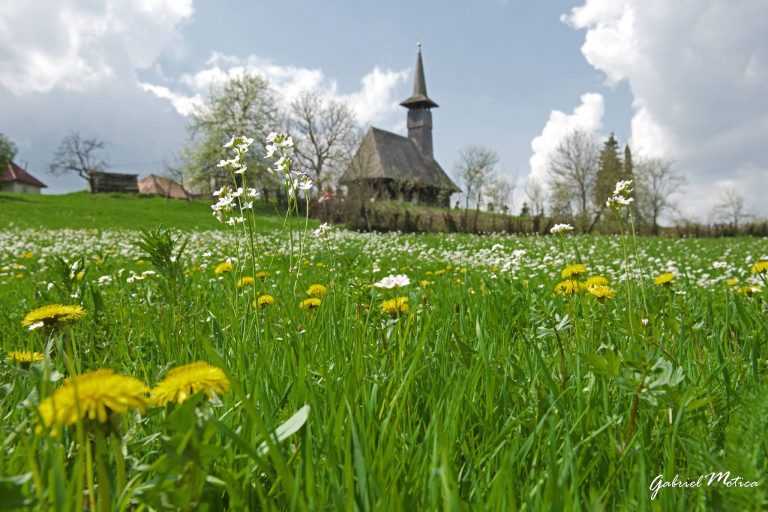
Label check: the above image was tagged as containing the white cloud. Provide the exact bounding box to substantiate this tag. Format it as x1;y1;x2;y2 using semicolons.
141;52;409;129
528;92;604;186
138;83;202;117
0;0;193;94
563;0;768;217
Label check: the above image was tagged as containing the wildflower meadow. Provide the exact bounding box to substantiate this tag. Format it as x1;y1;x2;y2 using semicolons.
1;135;767;510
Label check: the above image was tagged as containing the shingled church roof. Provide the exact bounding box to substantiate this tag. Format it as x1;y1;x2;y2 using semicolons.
339;127;460;193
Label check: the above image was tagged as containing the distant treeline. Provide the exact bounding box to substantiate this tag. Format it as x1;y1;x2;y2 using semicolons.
308;198;768;237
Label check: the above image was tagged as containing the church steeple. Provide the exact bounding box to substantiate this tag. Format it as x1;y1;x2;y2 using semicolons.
400;44;439;110
400;44;437;158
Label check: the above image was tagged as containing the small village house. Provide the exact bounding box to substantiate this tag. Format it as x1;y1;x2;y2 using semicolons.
138;174;191;200
0;162;47;194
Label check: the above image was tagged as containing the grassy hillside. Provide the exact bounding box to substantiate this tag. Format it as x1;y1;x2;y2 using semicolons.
0;191;301;231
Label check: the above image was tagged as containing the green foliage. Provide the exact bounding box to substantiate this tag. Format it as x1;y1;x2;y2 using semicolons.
180;74;280;193
136;228;188;304
594;133;624;208
0;133;18;170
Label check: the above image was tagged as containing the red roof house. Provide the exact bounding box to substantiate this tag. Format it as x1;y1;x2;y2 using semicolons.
1;162;47;194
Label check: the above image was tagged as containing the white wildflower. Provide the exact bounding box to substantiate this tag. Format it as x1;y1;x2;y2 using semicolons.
374;274;411;289
550;223;574;235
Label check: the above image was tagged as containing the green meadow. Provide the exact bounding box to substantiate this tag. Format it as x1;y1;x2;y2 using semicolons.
1;194;767;510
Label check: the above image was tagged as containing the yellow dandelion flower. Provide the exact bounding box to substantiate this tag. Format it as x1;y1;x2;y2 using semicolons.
751;261;768;274
21;304;86;330
586;284;616;299
300;298;321;309
21;252;34;259
380;296;409;315
654;273;675;286
214;262;233;275
419;280;431;287
255;294;275;308
6;350;44;367
585;276;609;287
151;361;229;406
737;285;762;296
726;278;739;287
554;280;579;296
237;276;255;288
255;271;268;280
306;284;327;297
38;370;149;431
561;264;588;279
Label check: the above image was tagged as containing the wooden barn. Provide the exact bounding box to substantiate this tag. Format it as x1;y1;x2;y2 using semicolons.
339;46;460;207
0;162;47;194
89;171;138;193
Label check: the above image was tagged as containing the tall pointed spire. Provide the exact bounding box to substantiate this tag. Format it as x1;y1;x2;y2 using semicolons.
400;44;438;109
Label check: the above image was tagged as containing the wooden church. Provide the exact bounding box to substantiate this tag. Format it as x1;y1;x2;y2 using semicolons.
339;46;460;207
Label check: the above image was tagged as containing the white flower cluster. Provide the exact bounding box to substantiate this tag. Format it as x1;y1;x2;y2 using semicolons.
606;180;634;210
373;274;411;289
217;135;254;175
211;135;260;224
313;222;332;239
264;132;313;194
211;185;259;224
550;223;575;236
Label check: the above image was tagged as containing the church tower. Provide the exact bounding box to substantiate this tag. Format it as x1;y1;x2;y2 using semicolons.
399;44;438;159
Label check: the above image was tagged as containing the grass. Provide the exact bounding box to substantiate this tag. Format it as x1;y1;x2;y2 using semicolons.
1;221;766;510
0;192;305;232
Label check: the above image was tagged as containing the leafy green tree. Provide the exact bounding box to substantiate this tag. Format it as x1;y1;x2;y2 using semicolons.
623;144;633;180
181;73;280;194
0;133;18;171
593;133;623;208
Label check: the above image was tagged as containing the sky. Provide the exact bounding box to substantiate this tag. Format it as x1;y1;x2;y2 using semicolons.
1;0;766;221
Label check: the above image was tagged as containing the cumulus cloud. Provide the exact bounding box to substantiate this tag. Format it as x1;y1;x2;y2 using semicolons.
141;52;409;129
528;92;605;186
563;0;768;217
0;0;193;94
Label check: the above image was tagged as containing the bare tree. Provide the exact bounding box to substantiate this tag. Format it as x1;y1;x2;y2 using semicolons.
549;180;574;219
487;172;516;213
547;128;600;230
525;175;546;216
290;91;360;193
454;146;500;231
713;188;749;230
635;157;685;234
454;145;499;210
49;132;109;190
